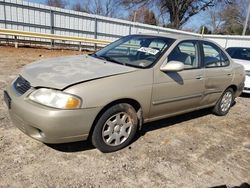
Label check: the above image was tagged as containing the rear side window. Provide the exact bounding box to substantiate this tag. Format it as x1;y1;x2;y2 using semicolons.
202;42;230;68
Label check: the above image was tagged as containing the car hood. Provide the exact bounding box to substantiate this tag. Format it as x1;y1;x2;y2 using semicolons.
20;55;137;90
232;58;250;70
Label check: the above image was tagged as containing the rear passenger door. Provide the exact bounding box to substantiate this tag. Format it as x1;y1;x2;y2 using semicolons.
201;41;233;106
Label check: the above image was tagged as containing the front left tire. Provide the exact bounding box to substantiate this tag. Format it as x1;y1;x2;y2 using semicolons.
91;103;138;153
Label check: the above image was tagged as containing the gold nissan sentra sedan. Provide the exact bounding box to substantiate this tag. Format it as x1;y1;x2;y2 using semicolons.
4;34;245;152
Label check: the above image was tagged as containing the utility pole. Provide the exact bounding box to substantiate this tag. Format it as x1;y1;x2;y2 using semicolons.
133;11;137;23
243;0;250;35
133;11;137;34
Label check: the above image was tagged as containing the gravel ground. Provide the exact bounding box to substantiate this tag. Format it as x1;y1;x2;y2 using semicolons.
0;46;249;188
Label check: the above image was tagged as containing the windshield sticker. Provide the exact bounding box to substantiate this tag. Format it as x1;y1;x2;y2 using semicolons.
137;47;159;55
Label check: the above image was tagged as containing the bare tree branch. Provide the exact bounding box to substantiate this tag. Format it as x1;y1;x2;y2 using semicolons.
120;0;230;29
71;0;120;17
46;0;67;8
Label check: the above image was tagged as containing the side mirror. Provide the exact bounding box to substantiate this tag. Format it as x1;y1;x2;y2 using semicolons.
160;61;184;72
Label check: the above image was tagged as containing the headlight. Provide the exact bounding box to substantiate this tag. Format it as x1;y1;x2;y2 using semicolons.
28;88;82;109
246;70;250;77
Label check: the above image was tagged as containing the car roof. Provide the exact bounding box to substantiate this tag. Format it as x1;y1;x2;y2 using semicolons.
130;33;227;50
226;47;250;50
138;33;200;40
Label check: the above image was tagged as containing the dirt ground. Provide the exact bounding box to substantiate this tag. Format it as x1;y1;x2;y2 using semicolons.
0;46;249;188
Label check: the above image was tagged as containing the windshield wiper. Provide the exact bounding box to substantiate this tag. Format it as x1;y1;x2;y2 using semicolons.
92;53;107;61
93;54;127;66
102;56;126;65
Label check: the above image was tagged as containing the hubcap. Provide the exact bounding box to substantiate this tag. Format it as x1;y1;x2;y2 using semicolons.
102;112;133;146
220;91;232;112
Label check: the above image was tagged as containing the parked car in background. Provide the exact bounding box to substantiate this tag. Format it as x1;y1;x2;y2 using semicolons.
4;34;245;152
226;47;250;93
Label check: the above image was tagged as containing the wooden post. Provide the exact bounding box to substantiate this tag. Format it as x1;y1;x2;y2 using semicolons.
201;26;205;38
50;10;55;48
3;0;7;29
243;1;250;35
94;17;98;51
14;36;18;48
79;42;82;52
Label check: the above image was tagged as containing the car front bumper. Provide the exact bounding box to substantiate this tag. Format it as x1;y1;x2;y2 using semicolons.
243;75;250;93
5;85;101;144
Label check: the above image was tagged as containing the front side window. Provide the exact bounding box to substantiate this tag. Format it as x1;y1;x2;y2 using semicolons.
203;42;230;68
93;35;175;68
168;41;199;69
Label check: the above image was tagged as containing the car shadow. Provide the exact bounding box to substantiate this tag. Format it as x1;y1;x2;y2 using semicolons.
210;182;250;188
166;72;184;85
46;108;212;153
46;140;95;153
138;108;211;138
240;93;250;98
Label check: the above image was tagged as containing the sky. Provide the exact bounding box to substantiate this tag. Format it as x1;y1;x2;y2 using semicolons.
25;0;209;31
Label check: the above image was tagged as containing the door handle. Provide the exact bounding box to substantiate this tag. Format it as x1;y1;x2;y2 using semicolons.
195;75;203;80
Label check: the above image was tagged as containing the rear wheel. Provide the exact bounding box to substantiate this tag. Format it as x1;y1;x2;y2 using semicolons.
92;103;138;153
212;88;234;116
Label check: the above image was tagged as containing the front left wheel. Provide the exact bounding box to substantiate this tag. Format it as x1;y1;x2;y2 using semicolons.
91;103;138;153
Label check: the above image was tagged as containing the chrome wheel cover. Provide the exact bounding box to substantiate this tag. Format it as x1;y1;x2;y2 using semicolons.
220;91;232;112
102;112;133;146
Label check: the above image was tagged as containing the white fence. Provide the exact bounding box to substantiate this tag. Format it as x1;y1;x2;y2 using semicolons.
0;0;250;49
203;35;250;49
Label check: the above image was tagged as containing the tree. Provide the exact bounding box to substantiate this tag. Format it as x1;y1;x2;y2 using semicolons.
204;0;250;35
120;0;233;29
46;0;67;8
221;2;243;34
159;0;217;29
208;0;250;35
129;6;157;25
72;0;120;17
199;25;211;34
72;1;88;12
206;3;224;34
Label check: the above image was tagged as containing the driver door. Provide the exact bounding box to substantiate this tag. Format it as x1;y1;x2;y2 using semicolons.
149;40;205;119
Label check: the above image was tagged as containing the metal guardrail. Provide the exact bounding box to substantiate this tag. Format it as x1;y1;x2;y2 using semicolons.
1;0;250;50
2;28;250;52
0;28;111;50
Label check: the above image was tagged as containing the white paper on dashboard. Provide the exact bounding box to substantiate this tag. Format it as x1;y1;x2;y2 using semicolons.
137;47;159;55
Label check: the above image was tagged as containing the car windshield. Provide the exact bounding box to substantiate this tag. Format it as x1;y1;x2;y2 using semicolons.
93;35;175;68
226;47;250;61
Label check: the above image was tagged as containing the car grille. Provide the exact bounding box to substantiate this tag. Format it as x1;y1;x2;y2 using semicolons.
13;76;31;95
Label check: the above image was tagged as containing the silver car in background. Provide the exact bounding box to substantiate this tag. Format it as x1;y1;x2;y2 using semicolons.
4;34;245;152
226;47;250;93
